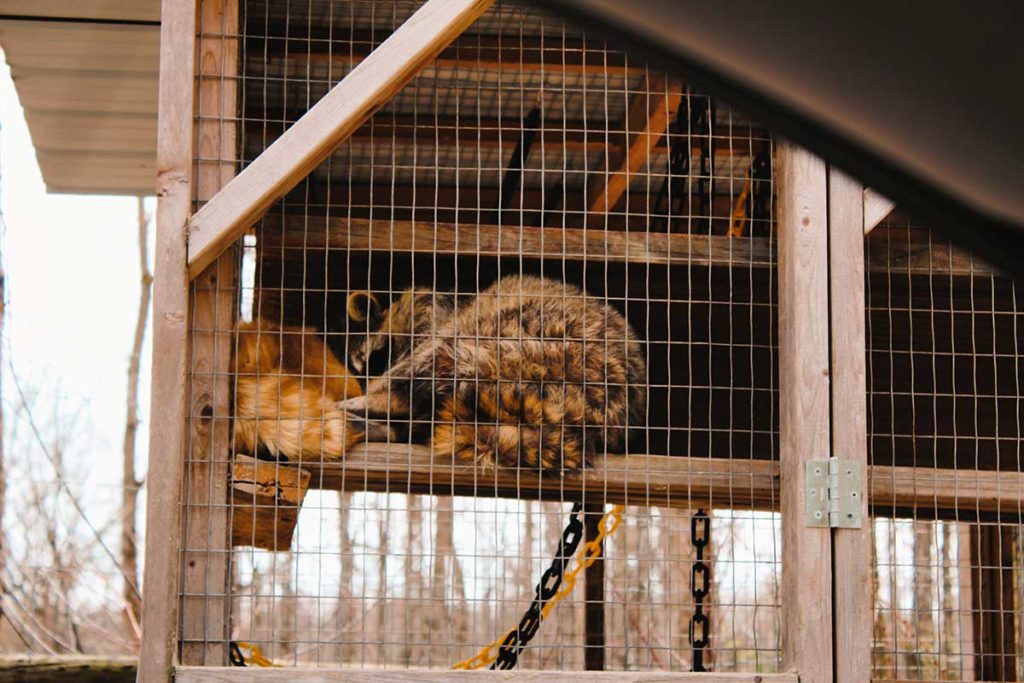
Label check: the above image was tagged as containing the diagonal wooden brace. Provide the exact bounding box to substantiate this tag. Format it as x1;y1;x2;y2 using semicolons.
186;0;495;279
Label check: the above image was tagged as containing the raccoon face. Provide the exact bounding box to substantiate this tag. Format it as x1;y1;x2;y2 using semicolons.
346;291;390;375
347;288;446;376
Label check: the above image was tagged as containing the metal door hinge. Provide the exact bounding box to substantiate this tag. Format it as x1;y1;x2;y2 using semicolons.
805;458;863;528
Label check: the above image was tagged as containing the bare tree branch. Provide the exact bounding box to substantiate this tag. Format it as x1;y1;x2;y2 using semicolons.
121;196;151;627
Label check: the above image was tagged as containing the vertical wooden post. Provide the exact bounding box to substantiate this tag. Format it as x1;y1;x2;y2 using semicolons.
583;502;606;671
828;169;871;683
777;142;833;682
957;524;977;681
970;524;1017;680
137;1;198;681
179;0;239;667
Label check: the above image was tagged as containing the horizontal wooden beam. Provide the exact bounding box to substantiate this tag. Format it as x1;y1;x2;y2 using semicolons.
0;656;137;683
259;215;997;277
868;465;1023;517
259;215;775;268
306;444;781;510
177;666;799;682
865;229;998;276
241;443;1024;517
186;0;495;279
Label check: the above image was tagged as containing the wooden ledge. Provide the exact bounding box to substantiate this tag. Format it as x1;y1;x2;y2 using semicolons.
259;215;999;277
303;443;780;510
176;667;799;682
242;443;1023;517
259;215;775;269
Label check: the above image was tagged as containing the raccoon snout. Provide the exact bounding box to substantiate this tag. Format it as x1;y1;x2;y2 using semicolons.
337;396;367;413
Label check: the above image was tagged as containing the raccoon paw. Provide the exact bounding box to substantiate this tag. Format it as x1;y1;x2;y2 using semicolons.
343;410;396;442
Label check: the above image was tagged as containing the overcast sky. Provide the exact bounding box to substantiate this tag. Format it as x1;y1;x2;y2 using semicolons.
0;50;153;546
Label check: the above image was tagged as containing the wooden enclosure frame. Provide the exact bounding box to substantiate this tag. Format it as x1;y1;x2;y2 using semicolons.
138;0;1021;681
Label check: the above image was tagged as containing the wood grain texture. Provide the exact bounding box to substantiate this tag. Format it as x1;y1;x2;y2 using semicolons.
186;0;495;278
235;444;1018;516
174;668;800;682
828;169;871;683
0;656;137;683
137;1;198;681
863;188;895;234
260;214;988;276
179;0;239;667
258;215;775;268
776;142;832;682
231;455;311;551
300;444;781;510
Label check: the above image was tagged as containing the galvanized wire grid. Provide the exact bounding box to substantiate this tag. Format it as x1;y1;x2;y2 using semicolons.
866;216;1024;681
184;0;783;671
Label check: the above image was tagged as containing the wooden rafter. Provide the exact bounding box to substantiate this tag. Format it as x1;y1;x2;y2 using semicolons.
863;187;895;234
186;0;495;279
587;74;683;221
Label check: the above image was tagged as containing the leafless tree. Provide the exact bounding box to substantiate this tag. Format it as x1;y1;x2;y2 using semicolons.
121;196;151;629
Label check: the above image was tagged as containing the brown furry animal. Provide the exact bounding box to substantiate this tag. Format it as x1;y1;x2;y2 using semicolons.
232;320;365;461
346;288;456;377
342;276;646;472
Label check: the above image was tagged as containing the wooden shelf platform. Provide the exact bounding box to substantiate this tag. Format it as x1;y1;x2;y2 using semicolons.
248;443;1024;518
259;215;994;277
177;667;798;682
259;215;775;269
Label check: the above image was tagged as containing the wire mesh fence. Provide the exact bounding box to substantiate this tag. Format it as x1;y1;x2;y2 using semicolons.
179;0;1024;677
866;216;1024;681
181;0;783;672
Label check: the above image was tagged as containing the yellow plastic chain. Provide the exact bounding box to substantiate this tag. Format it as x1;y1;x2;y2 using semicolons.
452;504;624;670
234;641;280;668
727;170;753;238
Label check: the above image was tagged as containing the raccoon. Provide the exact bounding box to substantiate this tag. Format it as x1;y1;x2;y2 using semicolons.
346;288;456;377
342;275;646;472
232;320;366;461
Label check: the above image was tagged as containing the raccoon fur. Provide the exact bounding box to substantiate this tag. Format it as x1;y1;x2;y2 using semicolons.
346;288;456;377
233;320;364;461
342;275;646;472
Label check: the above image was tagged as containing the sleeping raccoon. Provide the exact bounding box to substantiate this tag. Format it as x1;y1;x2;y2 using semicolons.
342;275;647;472
232;320;366;461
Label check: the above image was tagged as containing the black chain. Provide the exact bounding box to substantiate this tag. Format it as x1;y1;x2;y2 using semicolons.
229;641;246;667
751;151;771;235
689;509;711;671
655;96;692;232
491;501;585;670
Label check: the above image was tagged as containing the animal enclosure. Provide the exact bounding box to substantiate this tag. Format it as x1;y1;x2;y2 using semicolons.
140;0;1024;681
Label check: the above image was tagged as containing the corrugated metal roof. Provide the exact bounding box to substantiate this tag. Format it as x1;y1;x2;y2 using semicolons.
0;1;159;195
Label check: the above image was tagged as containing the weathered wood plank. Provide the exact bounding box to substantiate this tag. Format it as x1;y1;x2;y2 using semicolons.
0;656;136;683
238;444;1022;516
828;169;871;683
175;667;800;682
259;214;999;277
258;215;775;268
863;188;895;234
300;444;781;510
231;455;311;551
137;1;198;681
186;0;496;278
179;0;239;667
777;142;832;682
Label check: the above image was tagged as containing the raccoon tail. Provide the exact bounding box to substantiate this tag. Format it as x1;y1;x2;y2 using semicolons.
234;374;366;461
432;380;592;473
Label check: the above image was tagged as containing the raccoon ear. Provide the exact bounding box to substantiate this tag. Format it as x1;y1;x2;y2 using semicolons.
347;291;382;322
